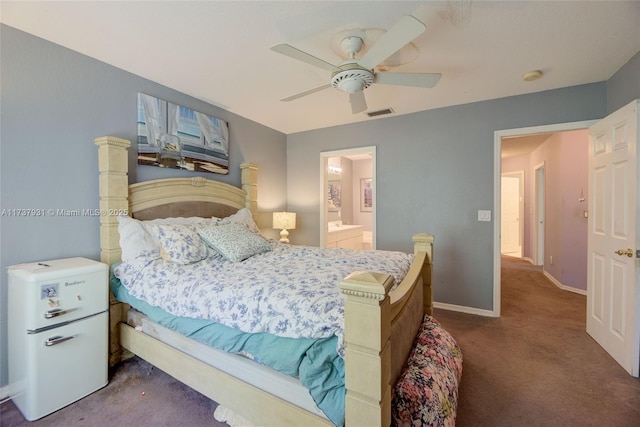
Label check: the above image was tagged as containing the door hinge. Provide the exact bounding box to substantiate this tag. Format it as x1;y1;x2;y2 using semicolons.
637;250;640;259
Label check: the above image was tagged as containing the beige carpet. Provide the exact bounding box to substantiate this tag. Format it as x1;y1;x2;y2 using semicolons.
0;356;228;427
434;256;640;427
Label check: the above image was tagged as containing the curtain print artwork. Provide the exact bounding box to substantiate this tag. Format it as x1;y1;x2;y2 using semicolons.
137;93;230;174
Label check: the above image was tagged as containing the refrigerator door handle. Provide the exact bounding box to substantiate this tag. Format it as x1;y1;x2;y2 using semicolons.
45;335;77;347
44;308;75;319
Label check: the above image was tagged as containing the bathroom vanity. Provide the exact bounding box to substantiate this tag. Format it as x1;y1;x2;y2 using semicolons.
326;222;363;249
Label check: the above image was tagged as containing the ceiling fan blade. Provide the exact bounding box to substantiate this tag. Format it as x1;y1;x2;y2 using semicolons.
270;43;340;73
375;72;442;88
349;91;367;114
281;84;332;102
358;15;426;70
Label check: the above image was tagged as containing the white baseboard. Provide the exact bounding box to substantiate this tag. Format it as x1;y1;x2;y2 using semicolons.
543;270;587;296
433;301;497;317
0;385;10;404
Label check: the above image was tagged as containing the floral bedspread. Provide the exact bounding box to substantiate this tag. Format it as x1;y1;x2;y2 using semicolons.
114;241;413;355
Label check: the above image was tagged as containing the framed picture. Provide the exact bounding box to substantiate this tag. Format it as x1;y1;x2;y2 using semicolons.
137;93;230;174
360;178;373;212
328;182;341;211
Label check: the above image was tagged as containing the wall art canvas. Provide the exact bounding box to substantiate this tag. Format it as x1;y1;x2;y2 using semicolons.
137;93;229;174
328;182;341;211
360;178;373;212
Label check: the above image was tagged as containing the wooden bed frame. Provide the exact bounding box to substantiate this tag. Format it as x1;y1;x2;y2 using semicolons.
95;135;435;426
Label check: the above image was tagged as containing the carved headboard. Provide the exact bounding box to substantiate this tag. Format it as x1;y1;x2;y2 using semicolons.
95;136;258;266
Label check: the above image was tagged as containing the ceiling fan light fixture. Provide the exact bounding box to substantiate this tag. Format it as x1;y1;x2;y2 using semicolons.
272;15;438;114
331;68;374;94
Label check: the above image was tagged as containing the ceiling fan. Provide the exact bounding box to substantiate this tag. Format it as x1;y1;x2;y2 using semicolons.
270;15;442;114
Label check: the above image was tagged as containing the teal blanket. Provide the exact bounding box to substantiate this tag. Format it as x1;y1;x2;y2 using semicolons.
110;269;345;426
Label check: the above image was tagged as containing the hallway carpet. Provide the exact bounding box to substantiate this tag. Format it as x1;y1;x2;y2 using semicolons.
2;256;640;426
434;256;640;426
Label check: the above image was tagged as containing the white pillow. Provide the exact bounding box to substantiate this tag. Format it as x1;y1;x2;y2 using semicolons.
149;223;209;265
118;215;212;263
198;222;271;262
117;215;159;262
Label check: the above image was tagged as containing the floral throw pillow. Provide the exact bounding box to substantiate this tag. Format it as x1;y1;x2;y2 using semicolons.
118;215;213;263
150;223;209;265
198;222;272;262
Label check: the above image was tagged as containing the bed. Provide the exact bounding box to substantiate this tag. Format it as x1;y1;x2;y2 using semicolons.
95;135;455;426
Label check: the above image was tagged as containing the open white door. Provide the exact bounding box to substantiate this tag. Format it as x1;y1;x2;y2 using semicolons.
587;99;639;377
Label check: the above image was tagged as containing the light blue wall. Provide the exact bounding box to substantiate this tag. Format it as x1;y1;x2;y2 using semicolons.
607;51;640;114
0;25;287;388
287;85;607;311
287;49;640;314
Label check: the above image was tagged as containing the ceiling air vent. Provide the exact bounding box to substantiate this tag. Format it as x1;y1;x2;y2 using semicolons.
366;108;394;117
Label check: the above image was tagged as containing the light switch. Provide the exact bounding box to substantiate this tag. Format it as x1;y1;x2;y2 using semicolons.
478;210;492;222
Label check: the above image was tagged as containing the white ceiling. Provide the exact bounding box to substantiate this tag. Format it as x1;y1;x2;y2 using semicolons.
2;1;639;135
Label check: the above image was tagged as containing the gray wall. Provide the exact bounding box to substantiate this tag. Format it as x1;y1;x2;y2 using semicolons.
607;51;640;114
0;25;287;389
287;85;607;311
287;48;640;314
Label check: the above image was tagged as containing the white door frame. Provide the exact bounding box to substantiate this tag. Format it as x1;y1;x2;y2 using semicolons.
493;120;597;317
319;146;376;248
533;163;545;266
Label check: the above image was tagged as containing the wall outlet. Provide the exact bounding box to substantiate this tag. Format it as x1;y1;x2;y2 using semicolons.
550;255;553;265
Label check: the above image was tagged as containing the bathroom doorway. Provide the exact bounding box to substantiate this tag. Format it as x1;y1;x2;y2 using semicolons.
319;147;376;249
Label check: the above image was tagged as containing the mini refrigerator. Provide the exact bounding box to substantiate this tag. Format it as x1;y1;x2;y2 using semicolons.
8;257;109;421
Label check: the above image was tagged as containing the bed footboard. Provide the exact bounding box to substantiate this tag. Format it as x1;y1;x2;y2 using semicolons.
339;233;434;427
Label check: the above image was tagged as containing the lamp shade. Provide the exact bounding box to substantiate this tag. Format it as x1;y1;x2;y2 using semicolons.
272;212;296;230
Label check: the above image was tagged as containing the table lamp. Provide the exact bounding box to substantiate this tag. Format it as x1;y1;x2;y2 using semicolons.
272;212;296;243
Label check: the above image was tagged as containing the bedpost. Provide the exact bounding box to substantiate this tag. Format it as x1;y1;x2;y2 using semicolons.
339;271;394;427
95;135;131;367
413;233;435;316
240;163;258;214
95;136;131;265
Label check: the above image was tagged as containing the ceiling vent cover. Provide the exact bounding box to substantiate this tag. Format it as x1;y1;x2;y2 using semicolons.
367;108;394;117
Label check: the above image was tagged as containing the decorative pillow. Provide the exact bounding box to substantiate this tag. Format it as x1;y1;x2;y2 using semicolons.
392;315;463;427
213;208;263;236
198;222;271;262
149;223;209;265
118;215;212;263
